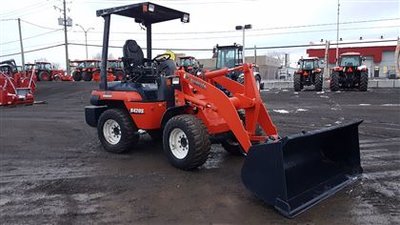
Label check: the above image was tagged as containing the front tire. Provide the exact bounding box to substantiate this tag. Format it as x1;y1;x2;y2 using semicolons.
72;71;82;81
163;115;210;170
294;73;302;91
314;72;323;91
359;71;368;91
39;71;51;81
330;72;340;91
82;72;93;81
98;108;139;153
255;76;261;91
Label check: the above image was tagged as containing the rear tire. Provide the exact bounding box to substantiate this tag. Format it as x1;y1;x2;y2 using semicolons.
163;115;210;170
98;108;139;154
294;73;302;91
39;71;51;81
359;71;368;91
115;71;125;81
314;72;323;91
82;72;93;81
330;72;340;91
72;71;82;81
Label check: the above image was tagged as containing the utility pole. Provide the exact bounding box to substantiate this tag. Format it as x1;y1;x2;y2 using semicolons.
17;18;25;72
324;40;330;81
63;0;70;75
336;0;340;66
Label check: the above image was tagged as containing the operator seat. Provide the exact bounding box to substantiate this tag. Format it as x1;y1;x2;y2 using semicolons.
122;39;144;68
108;39;158;101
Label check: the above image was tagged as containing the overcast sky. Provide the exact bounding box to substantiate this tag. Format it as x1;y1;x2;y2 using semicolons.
1;0;399;69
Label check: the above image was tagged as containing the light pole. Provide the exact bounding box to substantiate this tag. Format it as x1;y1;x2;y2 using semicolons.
235;24;252;63
76;24;94;59
336;0;340;66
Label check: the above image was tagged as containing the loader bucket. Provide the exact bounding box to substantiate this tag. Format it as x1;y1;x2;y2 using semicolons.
241;120;363;218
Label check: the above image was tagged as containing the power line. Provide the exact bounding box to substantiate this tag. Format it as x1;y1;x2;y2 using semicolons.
0;29;63;46
0;44;64;58
70;17;400;36
1;39;397;58
20;19;60;31
69;24;399;42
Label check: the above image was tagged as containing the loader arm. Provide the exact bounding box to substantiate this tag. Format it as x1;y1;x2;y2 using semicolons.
176;64;278;153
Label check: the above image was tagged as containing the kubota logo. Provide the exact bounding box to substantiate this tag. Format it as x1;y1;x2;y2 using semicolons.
130;108;144;114
189;78;206;89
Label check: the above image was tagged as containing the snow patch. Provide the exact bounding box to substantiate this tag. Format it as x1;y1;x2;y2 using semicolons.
316;91;325;94
320;95;329;98
381;104;400;107
359;104;371;106
273;109;290;114
296;108;308;112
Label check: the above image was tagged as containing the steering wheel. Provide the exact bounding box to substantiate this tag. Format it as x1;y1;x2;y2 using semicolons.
152;53;171;63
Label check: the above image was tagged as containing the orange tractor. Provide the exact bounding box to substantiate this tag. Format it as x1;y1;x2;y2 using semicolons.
294;57;323;91
72;60;115;82
107;59;125;81
0;59;35;106
85;2;363;218
330;52;368;91
25;61;66;81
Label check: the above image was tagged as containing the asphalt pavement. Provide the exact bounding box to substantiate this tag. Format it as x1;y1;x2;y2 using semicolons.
0;82;399;225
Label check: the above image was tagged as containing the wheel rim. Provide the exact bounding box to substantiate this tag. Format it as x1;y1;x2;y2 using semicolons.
103;119;122;145
169;128;189;159
256;79;260;91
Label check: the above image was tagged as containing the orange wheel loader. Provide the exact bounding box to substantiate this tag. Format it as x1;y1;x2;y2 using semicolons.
85;2;363;218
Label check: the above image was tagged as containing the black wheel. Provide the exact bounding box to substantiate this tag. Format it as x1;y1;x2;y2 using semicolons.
314;72;323;91
294;73;302;91
97;108;139;153
82;72;93;81
115;71;125;81
53;75;61;82
163;114;211;170
359;71;368;91
220;111;263;156
330;72;340;91
255;75;261;91
39;71;51;81
72;71;82;81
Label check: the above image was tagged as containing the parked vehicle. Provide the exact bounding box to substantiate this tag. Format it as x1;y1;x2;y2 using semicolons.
330;52;368;91
85;2;363;218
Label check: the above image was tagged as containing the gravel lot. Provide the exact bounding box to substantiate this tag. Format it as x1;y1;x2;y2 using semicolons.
1;82;399;225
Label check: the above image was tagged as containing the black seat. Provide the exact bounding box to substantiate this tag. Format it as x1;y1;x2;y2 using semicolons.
122;39;144;67
121;39;158;83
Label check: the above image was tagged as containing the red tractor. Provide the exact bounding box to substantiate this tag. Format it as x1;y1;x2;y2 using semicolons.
28;61;65;81
330;52;368;91
107;59;125;81
0;59;35;106
294;57;323;91
72;60;101;81
72;60;115;82
85;2;363;218
178;56;202;75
